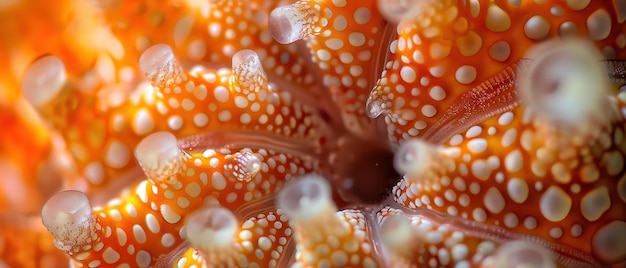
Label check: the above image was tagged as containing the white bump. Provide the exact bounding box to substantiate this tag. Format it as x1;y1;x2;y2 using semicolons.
504;150;523;173
507;178;529;204
592;221;626;264
21;55;66;107
540;186;572;222
136;250;152;268
503;213;519;228
102;247;121;264
524;15;551;40
105;141;130;169
581;186;610;222
400;66;417;83
84;162;105;185
146;213;161;234
160;204;182;224
455;65;477;84
484;187;505;214
161;233;175;247
211;172;227;190
451;244;469;261
473;208;487;222
467;138;487;154
587;9;612;40
132;108;154;135
132;224;147;244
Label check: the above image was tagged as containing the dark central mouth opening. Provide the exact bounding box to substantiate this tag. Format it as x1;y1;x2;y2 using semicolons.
322;133;402;206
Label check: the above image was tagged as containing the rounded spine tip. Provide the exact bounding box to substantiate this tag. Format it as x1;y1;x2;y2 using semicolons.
377;0;425;24
380;214;413;253
185;207;238;253
393;139;434;177
519;39;611;132
138;44;183;88
276;174;332;220
228;151;262;182
134;131;183;185
365;98;386;118
269;2;318;44
231;49;267;93
41;190;95;251
21;55;66;107
491;240;556;268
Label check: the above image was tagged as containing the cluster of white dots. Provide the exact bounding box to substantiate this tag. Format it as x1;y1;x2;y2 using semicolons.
293;208;379;267
69;143;318;267
378;207;497;268
396;104;626;245
237;210;292;268
371;0;626;146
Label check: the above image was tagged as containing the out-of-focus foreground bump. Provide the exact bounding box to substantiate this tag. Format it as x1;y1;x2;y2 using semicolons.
19;40;321;196
178;207;292;267
4;0;626;266
367;0;626;145
277;174;381;267
392;39;626;265
270;0;390;132
377;206;559;268
40;129;313;267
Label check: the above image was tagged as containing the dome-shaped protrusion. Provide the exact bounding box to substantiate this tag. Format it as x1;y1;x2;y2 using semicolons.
491;240;556;268
518;39;611;134
185;207;239;253
134;131;184;185
365;98;387;119
21;55;66;108
377;0;427;24
269;1;320;44
394;139;438;178
276;174;332;221
41;190;95;252
231;49;268;94
139;44;184;88
225;151;262;182
380;214;415;260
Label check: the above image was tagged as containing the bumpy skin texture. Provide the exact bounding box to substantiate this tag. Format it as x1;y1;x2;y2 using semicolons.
1;0;625;267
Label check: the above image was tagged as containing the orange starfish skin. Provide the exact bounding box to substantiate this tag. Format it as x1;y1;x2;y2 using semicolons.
274;175;381;267
1;0;625;267
21;0;330;197
100;0;314;87
367;0;626;145
176;207;294;267
269;0;392;132
376;206;564;267
42;132;313;267
392;40;626;266
26;46;322;197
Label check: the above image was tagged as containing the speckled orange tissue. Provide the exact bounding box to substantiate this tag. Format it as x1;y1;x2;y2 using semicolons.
1;0;625;267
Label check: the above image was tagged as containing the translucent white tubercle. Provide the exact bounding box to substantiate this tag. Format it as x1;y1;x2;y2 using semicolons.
185;207;238;253
491;240;556;268
276;174;333;221
139;44;184;88
21;55;66;107
518;39;611;133
380;214;414;258
269;1;319;44
135;131;183;185
227;151;262;182
41;190;96;252
365;98;387;119
231;49;268;94
377;0;427;24
394;139;438;178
